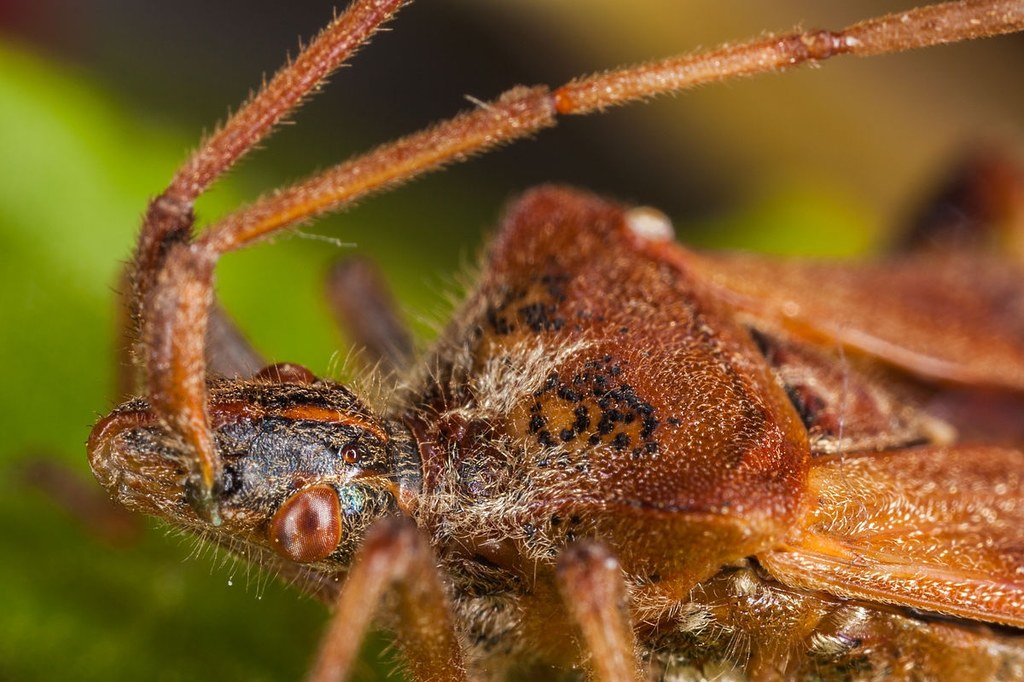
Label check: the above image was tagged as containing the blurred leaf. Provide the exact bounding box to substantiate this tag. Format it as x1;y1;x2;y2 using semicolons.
688;180;876;257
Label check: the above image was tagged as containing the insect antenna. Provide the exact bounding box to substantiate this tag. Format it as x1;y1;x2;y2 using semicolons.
133;0;410;524
135;0;1024;525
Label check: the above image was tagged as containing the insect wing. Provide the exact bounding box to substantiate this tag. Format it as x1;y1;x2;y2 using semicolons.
685;251;1024;390
760;445;1024;627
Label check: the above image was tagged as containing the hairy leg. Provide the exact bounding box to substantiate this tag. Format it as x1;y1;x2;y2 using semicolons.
557;543;642;682
308;517;467;682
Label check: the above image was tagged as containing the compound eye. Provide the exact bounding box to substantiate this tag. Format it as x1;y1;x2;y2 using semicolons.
268;485;342;563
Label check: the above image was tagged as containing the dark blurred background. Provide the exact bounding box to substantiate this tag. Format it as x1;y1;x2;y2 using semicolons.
1;1;1022;679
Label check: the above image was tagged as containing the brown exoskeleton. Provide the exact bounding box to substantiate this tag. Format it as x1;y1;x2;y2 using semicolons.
86;1;1024;680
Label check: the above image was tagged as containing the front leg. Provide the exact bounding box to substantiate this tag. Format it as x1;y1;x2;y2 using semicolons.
556;543;643;682
309;517;468;682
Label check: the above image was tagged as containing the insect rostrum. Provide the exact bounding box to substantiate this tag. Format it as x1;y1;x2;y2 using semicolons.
87;1;1024;680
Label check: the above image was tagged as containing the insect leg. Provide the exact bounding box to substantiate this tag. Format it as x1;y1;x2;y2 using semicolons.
307;517;468;682
325;258;414;377
895;150;1024;260
115;266;263;390
556;543;642;682
205;304;266;380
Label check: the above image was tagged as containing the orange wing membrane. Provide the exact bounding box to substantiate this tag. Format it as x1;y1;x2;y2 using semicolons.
688;251;1024;390
760;445;1024;627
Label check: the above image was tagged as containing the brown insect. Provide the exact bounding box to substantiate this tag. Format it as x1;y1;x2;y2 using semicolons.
85;1;1024;680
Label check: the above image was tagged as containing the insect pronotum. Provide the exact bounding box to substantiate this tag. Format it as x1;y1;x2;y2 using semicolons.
80;1;1024;680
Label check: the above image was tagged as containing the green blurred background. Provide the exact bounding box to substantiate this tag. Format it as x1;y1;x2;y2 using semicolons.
1;1;1022;679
